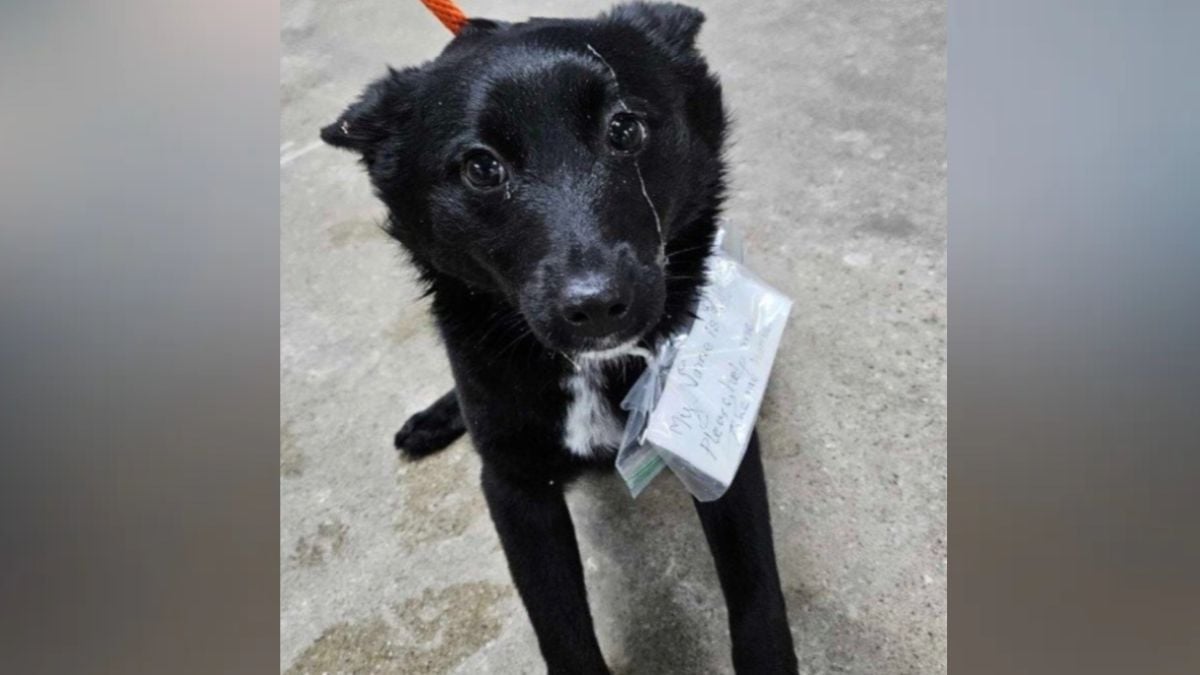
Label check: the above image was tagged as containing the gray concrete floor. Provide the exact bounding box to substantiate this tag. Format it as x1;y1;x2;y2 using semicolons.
281;1;945;673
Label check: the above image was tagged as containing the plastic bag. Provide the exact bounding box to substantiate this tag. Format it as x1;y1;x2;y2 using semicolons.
617;230;792;501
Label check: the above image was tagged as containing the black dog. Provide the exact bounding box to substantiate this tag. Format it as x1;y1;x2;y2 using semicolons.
322;3;797;672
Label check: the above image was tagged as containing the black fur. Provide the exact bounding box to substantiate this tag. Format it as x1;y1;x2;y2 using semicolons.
323;4;797;672
393;389;465;458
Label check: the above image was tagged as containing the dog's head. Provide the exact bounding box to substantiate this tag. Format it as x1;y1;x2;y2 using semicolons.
322;2;726;355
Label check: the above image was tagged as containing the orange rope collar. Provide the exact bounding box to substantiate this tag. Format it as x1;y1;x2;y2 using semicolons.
420;0;468;34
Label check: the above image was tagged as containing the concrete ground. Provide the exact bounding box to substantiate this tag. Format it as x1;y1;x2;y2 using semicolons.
281;1;945;673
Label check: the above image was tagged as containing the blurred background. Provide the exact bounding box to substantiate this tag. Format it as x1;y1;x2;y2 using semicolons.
281;1;945;673
949;1;1200;673
1;1;279;673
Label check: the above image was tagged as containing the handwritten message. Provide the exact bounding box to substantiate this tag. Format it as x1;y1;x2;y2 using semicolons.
645;256;792;493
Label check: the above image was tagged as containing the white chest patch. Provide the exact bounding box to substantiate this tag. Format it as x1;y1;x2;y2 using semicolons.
562;364;624;458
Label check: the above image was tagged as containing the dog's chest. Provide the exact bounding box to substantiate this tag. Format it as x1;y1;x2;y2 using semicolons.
561;364;623;458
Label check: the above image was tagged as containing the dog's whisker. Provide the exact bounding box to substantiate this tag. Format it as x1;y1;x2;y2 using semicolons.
559;352;581;370
491;320;529;348
495;327;534;358
666;243;715;259
470;308;522;349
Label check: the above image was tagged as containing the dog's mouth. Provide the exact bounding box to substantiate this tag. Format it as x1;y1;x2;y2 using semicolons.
573;332;653;358
575;337;656;362
539;317;658;359
519;297;663;359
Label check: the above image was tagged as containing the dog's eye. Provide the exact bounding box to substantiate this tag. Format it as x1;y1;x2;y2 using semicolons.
461;149;507;191
607;113;646;154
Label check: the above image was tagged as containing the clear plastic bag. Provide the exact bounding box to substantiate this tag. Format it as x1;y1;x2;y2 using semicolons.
617;229;792;501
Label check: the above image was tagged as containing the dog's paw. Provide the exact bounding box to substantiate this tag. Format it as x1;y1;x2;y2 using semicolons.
393;395;466;459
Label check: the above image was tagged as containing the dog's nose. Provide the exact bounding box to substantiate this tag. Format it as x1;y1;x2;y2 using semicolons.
559;277;633;336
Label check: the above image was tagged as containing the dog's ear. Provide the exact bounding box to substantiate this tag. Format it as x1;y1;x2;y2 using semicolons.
320;67;420;156
608;2;705;55
457;18;507;37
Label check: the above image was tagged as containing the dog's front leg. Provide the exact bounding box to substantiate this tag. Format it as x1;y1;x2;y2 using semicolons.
481;463;610;675
694;431;799;674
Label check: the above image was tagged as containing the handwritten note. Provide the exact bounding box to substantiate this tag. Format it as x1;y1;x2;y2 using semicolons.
643;255;792;500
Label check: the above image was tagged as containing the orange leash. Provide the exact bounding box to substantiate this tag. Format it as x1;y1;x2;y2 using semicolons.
420;0;468;34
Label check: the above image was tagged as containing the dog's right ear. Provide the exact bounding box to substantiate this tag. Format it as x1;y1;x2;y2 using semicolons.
320;67;419;156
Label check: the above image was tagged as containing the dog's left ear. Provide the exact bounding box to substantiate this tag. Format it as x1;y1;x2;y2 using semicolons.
607;2;705;55
320;67;420;157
